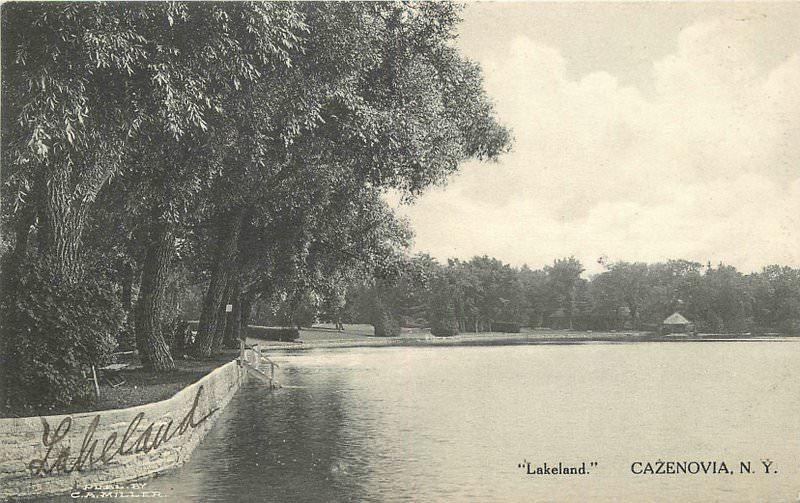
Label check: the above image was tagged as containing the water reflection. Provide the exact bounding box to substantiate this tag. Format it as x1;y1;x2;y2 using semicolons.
50;342;800;502
151;369;372;503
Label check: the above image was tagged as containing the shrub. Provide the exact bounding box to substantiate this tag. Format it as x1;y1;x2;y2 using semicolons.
427;298;459;337
430;317;459;337
426;276;459;337
369;297;400;337
244;325;300;341
1;257;122;413
372;310;400;337
490;321;521;333
293;299;317;328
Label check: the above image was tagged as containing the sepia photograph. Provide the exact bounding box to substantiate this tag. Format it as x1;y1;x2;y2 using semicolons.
1;1;799;501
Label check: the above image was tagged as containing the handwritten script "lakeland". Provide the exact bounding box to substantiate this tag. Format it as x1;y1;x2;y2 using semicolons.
28;385;218;476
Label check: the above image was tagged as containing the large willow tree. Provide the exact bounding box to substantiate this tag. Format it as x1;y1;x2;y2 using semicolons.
189;2;511;357
1;2;511;408
0;2;313;388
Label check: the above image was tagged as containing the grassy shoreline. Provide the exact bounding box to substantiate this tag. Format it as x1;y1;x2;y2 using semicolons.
249;325;799;353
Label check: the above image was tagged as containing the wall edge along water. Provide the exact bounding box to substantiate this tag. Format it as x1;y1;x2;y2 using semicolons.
0;359;245;500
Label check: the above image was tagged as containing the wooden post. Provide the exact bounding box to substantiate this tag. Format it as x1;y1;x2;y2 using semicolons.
270;362;275;388
91;365;101;399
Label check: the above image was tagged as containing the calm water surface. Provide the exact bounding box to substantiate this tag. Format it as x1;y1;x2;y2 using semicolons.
141;342;800;502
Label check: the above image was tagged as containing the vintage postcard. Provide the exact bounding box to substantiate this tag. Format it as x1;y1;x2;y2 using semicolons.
1;1;798;502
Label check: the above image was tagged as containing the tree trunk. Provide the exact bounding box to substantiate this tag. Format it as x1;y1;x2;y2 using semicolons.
222;276;242;349
211;296;229;354
191;209;242;358
134;214;176;371
240;290;256;330
212;275;240;353
38;169;89;284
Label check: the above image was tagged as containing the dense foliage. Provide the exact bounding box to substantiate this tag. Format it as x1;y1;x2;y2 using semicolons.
0;2;510;409
0;256;122;412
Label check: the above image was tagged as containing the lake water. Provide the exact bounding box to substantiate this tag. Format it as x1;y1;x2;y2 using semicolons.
142;341;800;502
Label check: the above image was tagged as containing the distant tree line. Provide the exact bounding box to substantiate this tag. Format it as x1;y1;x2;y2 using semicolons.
337;255;800;337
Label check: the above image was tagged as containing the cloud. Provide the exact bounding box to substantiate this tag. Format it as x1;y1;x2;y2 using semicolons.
393;16;800;275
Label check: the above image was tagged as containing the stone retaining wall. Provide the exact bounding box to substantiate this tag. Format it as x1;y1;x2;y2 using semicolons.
0;359;244;500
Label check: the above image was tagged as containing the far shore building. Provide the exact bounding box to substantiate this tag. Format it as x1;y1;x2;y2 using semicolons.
662;312;695;335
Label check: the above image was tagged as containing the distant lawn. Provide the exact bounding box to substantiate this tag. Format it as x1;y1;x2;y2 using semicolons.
284;324;434;342
309;323;375;336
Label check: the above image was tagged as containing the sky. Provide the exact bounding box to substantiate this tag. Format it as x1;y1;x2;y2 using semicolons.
391;2;800;275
